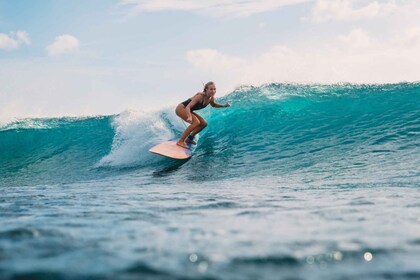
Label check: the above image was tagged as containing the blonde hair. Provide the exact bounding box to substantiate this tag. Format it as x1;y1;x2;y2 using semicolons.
203;81;215;93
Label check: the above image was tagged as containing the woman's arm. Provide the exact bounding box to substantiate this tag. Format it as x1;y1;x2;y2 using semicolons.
184;105;193;123
185;94;204;122
210;98;230;108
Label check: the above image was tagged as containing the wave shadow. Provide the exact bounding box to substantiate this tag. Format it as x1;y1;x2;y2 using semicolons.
152;158;190;177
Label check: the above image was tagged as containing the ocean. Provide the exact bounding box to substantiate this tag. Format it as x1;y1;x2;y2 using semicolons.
1;83;419;280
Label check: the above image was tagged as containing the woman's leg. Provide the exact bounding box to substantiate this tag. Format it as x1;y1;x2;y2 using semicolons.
175;104;200;148
189;112;208;138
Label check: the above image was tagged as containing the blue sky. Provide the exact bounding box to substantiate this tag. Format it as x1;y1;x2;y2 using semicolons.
1;0;419;121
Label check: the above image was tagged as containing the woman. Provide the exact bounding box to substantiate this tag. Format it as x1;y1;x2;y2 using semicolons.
175;81;230;148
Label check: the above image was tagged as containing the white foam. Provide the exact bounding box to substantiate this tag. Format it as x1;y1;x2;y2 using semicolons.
98;108;185;168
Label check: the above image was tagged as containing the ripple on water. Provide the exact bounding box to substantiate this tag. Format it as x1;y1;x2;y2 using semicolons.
0;228;58;240
232;255;300;267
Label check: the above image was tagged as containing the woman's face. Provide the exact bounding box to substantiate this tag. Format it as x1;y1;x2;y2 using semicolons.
206;84;216;96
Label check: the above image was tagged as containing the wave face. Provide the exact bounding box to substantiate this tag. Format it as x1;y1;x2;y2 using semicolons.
1;83;419;186
0;117;115;186
198;83;420;184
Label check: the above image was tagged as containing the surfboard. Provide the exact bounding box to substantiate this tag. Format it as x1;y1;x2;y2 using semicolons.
149;141;192;159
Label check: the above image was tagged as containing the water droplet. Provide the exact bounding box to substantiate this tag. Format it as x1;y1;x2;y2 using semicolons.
306;256;315;264
189;253;198;263
364;252;373;262
333;251;343;261
198;261;208;273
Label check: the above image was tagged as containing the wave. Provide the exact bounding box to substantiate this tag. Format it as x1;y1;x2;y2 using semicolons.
1;83;419;186
0;116;115;186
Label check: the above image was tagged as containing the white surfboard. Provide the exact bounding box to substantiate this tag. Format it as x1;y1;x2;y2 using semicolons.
149;141;192;159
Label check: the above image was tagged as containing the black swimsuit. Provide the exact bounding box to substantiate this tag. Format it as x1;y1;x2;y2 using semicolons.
181;97;209;111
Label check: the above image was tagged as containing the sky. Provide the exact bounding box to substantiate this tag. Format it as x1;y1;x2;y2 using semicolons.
1;0;419;121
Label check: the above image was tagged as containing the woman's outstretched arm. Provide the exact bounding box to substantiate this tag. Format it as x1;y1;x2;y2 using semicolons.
210;98;230;108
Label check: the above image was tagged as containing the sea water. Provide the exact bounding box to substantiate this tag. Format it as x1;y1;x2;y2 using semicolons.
1;83;419;279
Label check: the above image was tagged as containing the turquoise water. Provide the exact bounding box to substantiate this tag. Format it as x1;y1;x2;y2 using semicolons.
1;83;419;279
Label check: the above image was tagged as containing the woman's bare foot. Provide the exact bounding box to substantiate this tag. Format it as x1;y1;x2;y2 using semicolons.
185;138;197;145
176;141;189;149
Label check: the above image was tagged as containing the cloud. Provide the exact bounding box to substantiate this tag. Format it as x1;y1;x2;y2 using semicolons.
0;60;129;121
186;49;245;71
338;28;372;49
396;27;420;48
0;31;31;50
185;28;420;88
16;31;31;45
309;0;397;22
120;0;312;17
47;35;80;56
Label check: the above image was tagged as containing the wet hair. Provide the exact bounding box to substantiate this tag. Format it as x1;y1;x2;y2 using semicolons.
203;81;215;93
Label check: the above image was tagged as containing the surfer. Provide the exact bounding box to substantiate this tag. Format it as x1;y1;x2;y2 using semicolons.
175;81;230;148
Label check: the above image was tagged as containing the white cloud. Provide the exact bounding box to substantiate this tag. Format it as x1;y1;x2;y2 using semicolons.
310;0;397;22
16;31;31;45
120;0;312;17
0;61;129;121
338;28;372;49
396;27;420;48
186;28;420;87
0;34;18;50
186;49;246;87
47;35;80;56
186;49;245;71
0;31;31;50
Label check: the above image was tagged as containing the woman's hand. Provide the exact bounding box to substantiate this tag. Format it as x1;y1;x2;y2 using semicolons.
224;103;231;107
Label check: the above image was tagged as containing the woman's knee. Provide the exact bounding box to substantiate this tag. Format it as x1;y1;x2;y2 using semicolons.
191;118;201;128
200;120;207;128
